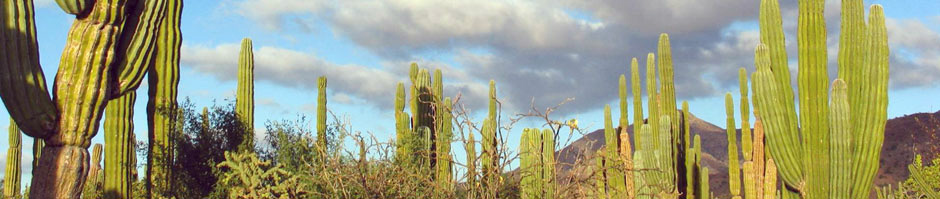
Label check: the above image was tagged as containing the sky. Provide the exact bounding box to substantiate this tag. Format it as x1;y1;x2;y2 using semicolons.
1;0;940;188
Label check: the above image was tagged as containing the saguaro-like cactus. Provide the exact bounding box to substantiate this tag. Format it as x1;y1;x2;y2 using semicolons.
0;0;174;197
725;93;741;199
755;0;889;198
236;38;255;151
316;76;328;161
604;105;627;197
436;97;454;195
146;0;183;197
520;128;556;199
104;93;138;199
4;120;21;199
481;80;499;198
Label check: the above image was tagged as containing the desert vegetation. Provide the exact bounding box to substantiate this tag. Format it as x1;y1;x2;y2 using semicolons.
0;0;937;198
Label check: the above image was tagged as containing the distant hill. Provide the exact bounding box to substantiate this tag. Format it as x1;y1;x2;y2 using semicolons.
550;110;940;197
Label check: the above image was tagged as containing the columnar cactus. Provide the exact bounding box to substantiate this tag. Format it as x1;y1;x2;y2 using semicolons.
104;93;138;199
683;102;695;199
631;58;643;144
0;0;173;197
83;144;104;198
739;68;752;162
481;80;499;198
464;128;478;198
395;82;413;166
754;0;889;197
436;97;454;194
619;125;635;199
4;120;21;199
604;105;627;197
146;0;183;197
907;155;939;198
235;38;255;152
725;93;741;198
316;76;328;161
520;128;556;199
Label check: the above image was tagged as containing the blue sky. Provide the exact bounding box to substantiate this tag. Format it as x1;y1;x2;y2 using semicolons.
2;0;940;187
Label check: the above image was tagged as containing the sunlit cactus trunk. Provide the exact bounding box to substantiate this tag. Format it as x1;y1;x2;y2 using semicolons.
316;76;328;162
0;0;173;197
235;38;255;152
725;93;741;199
146;0;183;197
103;92;138;199
754;0;889;198
4;120;22;199
520;128;556;199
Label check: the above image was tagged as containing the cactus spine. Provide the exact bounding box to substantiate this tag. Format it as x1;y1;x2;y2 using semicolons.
235;38;255;152
0;0;173;196
104;92;138;199
755;0;889;197
316;76;328;162
4;120;21;199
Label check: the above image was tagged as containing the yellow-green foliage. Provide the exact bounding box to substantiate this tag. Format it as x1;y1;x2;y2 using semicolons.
216;151;307;199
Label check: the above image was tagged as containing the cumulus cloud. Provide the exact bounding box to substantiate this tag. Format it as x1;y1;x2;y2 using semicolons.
223;0;938;114
885;18;940;88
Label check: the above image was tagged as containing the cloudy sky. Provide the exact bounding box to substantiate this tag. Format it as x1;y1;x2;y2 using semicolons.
1;0;939;187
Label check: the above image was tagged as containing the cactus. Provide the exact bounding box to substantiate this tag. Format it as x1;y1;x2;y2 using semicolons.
520;128;556;199
739;68;752;162
631;58;643;145
395;82;413;166
146;0;183;197
436;97;454;194
603;105;627;197
754;0;889;197
763;159;778;199
235;38;255;152
725;93;741;198
481;80;499;198
464;128;478;198
595;149;608;199
619;125;635;198
4;120;21;199
683;102;695;199
700;166;710;199
82;144;104;198
316;76;328;162
0;0;174;197
104;93;138;199
907;155;940;198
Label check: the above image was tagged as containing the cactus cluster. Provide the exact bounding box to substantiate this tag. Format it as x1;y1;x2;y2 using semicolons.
393;64;456;194
752;0;889;198
519;128;556;199
0;0;180;197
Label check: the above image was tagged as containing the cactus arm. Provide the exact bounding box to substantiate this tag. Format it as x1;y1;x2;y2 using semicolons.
619;74;628;128
53;0;93;15
740;68;752;162
829;79;851;198
520;129;533;199
726;93;741;197
0;0;57;138
743;162;755;199
3;120;22;198
316;76;328;159
631;58;643;145
796;0;832;197
103;92;137;199
764;159;778;199
541;129;556;198
619;127;634;198
604;105;626;197
837;0;866;86
753;120;766;198
752;44;803;189
645;53;658;150
850;6;889;198
145;1;182;197
112;0;170;97
683;101;694;198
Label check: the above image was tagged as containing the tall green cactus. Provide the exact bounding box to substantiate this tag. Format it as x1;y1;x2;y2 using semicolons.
316;76;328;162
4;120;21;199
464;128;478;198
603;105;627;198
619;125;635;198
754;0;889;198
146;0;183;197
907;155;940;198
436;97;454;194
481;80;499;198
0;0;173;197
235;38;255;152
520;128;556;199
739;68;752;162
726;93;741;198
104;93;138;199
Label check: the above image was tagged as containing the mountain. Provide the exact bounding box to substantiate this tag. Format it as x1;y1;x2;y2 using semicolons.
551;110;940;197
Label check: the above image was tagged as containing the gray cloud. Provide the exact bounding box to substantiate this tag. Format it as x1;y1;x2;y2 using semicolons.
228;0;939;114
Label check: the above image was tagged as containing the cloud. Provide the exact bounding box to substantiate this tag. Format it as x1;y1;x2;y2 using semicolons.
885;18;940;88
229;0;939;115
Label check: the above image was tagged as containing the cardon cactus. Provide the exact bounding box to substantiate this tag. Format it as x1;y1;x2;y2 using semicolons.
82;144;104;198
725;93;741;198
481;80;499;198
603;105;627;197
754;0;889;198
236;38;255;152
520;128;556;199
104;92;138;199
4;120;21;199
0;0;175;197
146;0;183;197
316;76;328;161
